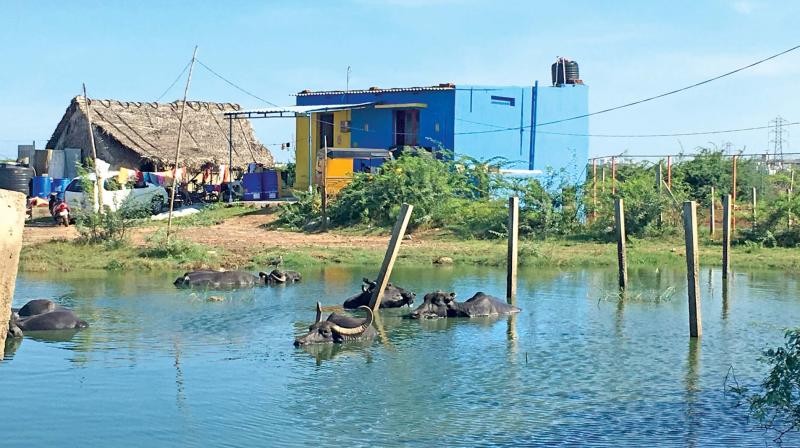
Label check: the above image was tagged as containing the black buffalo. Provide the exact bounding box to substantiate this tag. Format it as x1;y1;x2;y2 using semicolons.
343;278;415;309
410;291;521;319
173;270;268;289
264;269;302;284
294;302;376;346
7;299;88;338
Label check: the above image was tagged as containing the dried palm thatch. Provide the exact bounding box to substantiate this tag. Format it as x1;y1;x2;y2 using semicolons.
47;96;273;171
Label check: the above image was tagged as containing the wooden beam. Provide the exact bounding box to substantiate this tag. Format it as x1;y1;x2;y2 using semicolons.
506;196;519;301
615;198;628;289
369;203;414;312
0;190;26;357
683;201;702;338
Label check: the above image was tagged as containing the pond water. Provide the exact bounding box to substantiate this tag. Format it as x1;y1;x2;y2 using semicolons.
3;265;800;447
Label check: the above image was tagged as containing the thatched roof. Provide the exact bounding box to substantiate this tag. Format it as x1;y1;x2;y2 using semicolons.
47;96;273;169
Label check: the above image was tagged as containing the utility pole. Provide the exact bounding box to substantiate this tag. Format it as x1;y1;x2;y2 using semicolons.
82;83;103;214
166;46;198;243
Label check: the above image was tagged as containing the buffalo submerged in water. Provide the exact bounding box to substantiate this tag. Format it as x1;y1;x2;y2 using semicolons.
173;269;301;289
342;278;415;309
7;299;89;338
294;303;376;346
410;291;521;319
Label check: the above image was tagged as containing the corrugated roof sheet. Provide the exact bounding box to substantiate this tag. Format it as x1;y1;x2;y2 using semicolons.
296;84;455;96
223;103;374;117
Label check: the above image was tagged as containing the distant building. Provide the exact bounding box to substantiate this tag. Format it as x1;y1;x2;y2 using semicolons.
47;96;273;173
292;77;588;190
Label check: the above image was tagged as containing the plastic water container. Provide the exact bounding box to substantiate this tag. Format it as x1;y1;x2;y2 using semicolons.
242;173;262;194
261;170;279;196
32;176;52;198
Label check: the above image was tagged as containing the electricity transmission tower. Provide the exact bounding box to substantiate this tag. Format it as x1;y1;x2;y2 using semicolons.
769;116;789;167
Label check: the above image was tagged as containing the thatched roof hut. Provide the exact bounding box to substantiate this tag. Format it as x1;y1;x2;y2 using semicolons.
46;96;273;171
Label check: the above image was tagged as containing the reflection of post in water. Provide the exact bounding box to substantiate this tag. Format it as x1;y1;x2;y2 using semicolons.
173;337;186;410
615;289;626;338
722;278;730;321
685;338;701;448
506;304;518;359
372;312;393;351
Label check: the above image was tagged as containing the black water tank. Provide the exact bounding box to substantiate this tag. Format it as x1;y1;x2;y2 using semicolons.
551;58;580;85
0;163;35;196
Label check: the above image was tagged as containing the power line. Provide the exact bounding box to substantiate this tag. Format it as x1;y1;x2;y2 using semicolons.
537;121;800;138
455;42;800;135
196;59;280;107
156;60;192;102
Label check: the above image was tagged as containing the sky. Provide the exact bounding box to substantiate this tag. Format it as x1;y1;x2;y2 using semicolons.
1;0;798;163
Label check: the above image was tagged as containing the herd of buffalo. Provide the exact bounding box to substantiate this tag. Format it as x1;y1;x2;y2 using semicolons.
5;267;521;348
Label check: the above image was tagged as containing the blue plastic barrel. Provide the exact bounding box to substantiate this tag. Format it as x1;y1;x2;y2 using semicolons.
52;178;70;193
242;173;262;194
261;170;278;191
32;176;52;198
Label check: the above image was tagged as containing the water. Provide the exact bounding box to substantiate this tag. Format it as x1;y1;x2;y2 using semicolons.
2;266;800;447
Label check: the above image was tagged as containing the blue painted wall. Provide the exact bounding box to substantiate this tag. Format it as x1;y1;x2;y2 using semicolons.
533;84;589;184
296;90;455;150
453;86;533;169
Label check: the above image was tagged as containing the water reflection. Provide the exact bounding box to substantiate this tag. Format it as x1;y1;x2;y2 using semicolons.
722;278;731;321
685;338;702;447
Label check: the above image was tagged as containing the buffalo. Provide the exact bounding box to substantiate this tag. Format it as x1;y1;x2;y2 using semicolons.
343;278;415;309
294;302;376;346
264;269;302;285
174;270;268;289
410;291;521;319
7;299;88;339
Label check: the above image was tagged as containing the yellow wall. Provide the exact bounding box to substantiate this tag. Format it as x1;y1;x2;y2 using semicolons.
295;110;355;193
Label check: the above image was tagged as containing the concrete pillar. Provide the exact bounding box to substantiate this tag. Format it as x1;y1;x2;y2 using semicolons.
0;190;26;358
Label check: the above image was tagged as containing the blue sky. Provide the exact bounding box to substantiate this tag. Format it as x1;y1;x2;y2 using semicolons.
1;0;798;163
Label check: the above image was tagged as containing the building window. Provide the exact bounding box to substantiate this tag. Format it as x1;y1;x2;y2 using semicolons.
394;109;419;146
491;95;515;106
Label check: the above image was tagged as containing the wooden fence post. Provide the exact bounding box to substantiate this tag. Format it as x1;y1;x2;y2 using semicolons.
722;194;732;279
683;201;702;338
369;203;414;312
614;198;628;289
507;196;519;301
709;186;716;236
0;190;26;358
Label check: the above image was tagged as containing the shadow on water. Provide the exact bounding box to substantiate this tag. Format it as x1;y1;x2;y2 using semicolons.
297;340;374;365
25;329;82;343
3;336;22;360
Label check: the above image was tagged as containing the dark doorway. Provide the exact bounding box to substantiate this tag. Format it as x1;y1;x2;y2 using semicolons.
394;109;419;146
318;113;334;149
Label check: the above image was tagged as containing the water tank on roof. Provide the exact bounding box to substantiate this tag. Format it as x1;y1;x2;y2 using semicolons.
551;57;580;86
0;162;35;196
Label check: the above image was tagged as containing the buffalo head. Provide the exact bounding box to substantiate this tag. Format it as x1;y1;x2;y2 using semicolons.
410;291;457;319
294;302;374;346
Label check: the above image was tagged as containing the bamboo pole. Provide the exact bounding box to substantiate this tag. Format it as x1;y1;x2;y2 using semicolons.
82;84;103;214
614;198;628;289
369;203;414;312
682;201;702;338
166;46;198;243
592;159;597;221
506;196;519;301
709;186;716;236
731;155;737;231
611;156;617;194
722;194;732;279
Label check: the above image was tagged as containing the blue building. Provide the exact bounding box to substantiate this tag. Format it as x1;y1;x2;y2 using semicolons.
293;80;588;190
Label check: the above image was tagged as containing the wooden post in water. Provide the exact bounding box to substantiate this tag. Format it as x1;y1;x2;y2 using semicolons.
709;186;716;236
506;196;519;301
614;198;628;289
751;187;757;229
369;203;414;313
722;194;732;279
682;201;702;338
0;190;26;358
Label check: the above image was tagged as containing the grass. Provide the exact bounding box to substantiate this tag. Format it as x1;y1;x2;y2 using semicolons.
149;202;266;228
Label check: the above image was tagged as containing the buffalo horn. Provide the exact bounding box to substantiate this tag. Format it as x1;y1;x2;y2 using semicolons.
330;306;373;336
315;302;323;323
